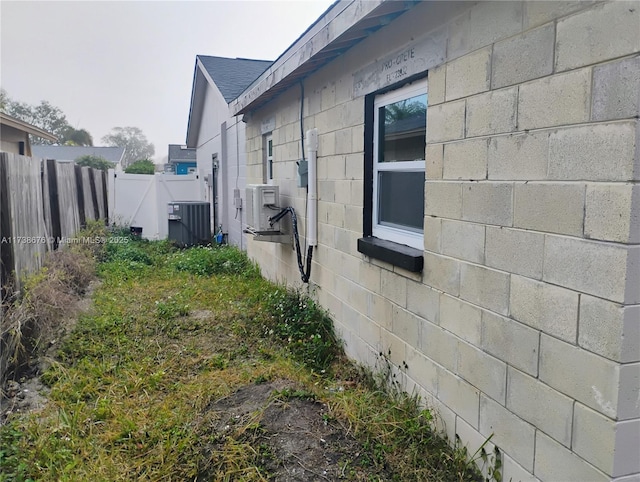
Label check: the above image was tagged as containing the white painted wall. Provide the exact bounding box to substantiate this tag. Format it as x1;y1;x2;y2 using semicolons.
193;76;248;249
110;172;205;240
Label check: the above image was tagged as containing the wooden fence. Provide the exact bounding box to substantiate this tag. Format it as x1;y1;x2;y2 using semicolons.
0;152;108;292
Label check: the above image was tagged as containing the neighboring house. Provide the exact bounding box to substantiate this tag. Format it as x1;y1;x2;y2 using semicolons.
31;145;126;170
231;1;640;481
0;112;57;155
186;55;271;247
166;144;197;175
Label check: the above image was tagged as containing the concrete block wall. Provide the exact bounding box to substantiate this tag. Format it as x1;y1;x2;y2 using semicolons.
242;2;640;480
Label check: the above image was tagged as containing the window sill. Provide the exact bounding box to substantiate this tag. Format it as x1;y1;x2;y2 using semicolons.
357;236;423;272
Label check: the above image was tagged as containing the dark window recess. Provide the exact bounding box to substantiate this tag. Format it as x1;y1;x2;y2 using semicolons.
357;236;423;272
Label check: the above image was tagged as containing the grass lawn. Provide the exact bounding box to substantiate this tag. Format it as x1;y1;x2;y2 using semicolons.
0;236;495;481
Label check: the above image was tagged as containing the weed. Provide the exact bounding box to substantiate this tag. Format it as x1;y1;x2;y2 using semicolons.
262;287;340;372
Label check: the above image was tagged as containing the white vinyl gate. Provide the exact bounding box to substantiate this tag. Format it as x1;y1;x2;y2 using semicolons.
108;171;207;240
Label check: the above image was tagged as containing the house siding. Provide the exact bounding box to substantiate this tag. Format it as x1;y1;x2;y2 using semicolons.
241;1;640;480
195;81;248;248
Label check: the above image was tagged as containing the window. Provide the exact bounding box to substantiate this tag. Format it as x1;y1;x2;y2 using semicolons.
358;78;427;272
263;134;273;183
373;80;427;249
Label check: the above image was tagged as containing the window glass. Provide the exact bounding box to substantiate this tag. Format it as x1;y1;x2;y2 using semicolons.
378;94;427;163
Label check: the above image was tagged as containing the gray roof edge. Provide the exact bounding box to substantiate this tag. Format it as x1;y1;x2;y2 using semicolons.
230;0;385;115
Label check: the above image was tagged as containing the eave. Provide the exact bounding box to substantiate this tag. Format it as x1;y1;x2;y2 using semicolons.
230;0;420;117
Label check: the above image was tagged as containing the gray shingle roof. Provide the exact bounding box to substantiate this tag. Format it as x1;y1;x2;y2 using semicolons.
168;144;196;162
197;56;272;103
31;145;126;164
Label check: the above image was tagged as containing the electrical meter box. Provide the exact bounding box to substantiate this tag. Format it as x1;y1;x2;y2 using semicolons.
246;184;279;232
168;201;211;247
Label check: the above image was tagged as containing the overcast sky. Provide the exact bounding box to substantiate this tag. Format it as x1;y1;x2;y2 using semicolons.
1;0;334;161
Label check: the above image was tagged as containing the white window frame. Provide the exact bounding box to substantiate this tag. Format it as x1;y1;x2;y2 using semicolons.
264;133;274;184
372;79;427;250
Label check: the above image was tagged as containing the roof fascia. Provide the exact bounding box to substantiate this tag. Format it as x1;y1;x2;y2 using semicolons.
0;113;58;142
230;0;385;116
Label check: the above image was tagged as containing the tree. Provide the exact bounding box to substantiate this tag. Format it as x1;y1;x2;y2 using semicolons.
0;90;93;146
75;155;114;171
102;127;154;167
124;159;155;174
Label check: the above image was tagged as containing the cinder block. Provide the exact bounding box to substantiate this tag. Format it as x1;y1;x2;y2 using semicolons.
459;263;510;315
580;296;640;363
334;128;352;155
492;23;554;89
485;227;544;280
445;46;491;101
585;184;640;243
421;319;458;372
380;329;407;367
479;395;535;472
543;235;638;304
523;1;596;29
334;180;352;205
423;216;441;253
345;153;362;180
518;68;591;130
572;402;621;476
351;125;364;154
501;453;540;482
441;219;485;264
428;64;446;106
535;431;610;482
344;205;362;232
438;368;480;428
614;419;640;477
323;202;345;228
443;138;488;180
448;1;523;60
426;100;465;143
367;292;393;331
358;261;381;292
556;1;640;72
440;294;482;346
325;154;346;180
514;183;585;236
423;251;460;296
405;345;439;395
392;305;421;350
462;182;513;227
507;367;574;448
318;180;336;202
455;416;497;480
488;131;549;181
618;363;640;420
426;143;443;180
592;56;640;122
481;311;539;376
466;87;518;137
510;275;579;343
381;268;407;307
457;339;507;403
407;281;439;324
539;334;619;418
425;181;462;219
548;122;638;182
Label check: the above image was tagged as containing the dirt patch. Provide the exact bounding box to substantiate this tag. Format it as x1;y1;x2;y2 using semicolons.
197;380;388;481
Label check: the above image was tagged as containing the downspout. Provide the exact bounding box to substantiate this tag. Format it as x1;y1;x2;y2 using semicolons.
306;128;318;248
